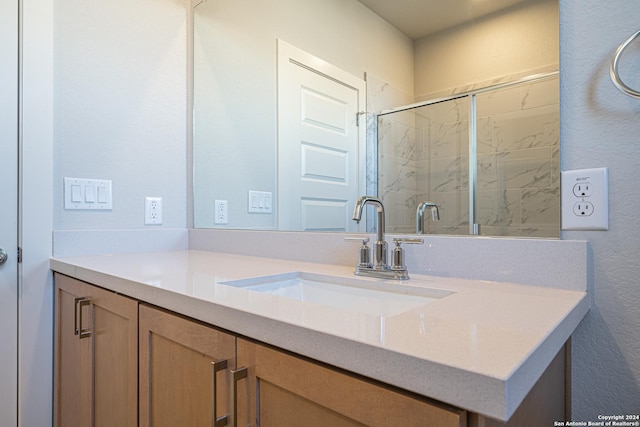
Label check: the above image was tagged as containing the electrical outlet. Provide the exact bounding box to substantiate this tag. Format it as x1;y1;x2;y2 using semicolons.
145;197;162;225
214;200;228;224
561;167;608;230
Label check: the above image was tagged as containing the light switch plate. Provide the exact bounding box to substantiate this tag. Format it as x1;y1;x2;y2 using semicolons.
561;167;608;230
248;190;273;214
64;177;112;210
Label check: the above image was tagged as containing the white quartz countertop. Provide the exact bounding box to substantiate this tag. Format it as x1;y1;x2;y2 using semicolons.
50;250;589;421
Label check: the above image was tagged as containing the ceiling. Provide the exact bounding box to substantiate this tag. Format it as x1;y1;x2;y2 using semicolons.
357;0;527;39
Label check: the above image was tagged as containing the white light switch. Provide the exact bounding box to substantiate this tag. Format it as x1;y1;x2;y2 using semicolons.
85;186;95;203
71;185;82;202
248;191;273;214
64;178;112;210
97;186;107;203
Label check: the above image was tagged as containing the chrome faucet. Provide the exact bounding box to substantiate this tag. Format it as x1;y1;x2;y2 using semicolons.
350;196;423;280
416;201;440;234
352;196;387;268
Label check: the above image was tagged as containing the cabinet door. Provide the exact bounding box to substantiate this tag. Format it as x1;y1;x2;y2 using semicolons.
139;304;236;427
53;273;138;427
236;338;466;427
54;274;91;427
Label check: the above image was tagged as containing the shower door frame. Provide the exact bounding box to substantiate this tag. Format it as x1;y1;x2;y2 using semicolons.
376;71;559;236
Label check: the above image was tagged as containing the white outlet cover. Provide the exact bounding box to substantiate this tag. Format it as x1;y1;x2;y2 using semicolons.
144;197;162;225
561;167;608;231
214;200;228;224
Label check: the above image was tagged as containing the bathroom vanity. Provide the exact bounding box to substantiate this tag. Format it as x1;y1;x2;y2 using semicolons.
51;249;588;426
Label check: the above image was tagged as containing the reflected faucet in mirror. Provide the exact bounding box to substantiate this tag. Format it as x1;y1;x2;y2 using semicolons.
351;196;424;280
416;202;440;235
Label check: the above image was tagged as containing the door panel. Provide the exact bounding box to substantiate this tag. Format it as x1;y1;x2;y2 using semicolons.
53;274;138;427
92;293;138;427
139;304;236;427
53;277;92;427
278;40;366;232
0;0;19;424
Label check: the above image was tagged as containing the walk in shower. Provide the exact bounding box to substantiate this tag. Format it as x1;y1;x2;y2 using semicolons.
377;72;560;238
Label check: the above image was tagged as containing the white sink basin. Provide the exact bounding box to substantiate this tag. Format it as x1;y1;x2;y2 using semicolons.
221;271;454;317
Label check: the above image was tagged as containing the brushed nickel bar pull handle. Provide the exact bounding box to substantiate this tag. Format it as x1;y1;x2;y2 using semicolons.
73;297;90;336
78;298;92;339
211;359;229;427
73;297;83;335
230;367;247;427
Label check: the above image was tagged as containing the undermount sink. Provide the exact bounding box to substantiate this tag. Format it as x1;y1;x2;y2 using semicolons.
220;271;454;317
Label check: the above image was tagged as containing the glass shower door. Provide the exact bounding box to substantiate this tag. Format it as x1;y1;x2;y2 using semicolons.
378;97;471;235
376;73;559;238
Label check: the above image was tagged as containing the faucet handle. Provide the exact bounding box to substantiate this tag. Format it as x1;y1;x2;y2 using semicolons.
391;238;424;271
392;238;424;245
344;236;369;244
344;237;372;268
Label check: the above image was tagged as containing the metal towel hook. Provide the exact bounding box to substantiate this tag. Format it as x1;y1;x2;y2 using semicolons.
610;29;640;99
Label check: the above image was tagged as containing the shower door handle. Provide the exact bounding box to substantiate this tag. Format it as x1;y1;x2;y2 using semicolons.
0;248;7;267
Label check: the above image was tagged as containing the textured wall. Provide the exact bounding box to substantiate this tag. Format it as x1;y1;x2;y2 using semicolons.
561;0;640;417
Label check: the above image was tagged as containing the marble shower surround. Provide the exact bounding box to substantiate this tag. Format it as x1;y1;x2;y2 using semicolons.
376;75;559;237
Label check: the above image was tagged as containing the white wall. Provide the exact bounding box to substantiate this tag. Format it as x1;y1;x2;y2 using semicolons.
53;0;188;230
414;0;559;99
561;0;640;417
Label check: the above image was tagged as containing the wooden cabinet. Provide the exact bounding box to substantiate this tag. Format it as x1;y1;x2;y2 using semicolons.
53;273;138;427
138;304;236;427
235;338;467;427
53;275;566;427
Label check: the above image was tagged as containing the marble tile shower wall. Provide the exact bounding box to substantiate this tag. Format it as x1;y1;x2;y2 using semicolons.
475;77;559;237
367;74;416;233
377;76;559;237
378;110;420;233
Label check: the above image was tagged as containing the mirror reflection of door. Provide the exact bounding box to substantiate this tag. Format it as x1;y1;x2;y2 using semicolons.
277;40;366;232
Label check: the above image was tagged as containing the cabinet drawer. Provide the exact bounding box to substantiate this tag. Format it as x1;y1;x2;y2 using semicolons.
236;338;466;427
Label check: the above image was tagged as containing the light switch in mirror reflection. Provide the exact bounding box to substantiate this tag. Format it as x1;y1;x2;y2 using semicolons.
191;0;559;238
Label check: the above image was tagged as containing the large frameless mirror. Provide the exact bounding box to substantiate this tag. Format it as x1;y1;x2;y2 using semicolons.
192;0;559;237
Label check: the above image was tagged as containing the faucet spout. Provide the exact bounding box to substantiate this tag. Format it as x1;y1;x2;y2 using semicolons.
352;196;387;268
352;196;385;242
416;202;440;234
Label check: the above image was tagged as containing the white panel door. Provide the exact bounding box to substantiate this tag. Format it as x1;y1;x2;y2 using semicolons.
278;40;366;232
0;0;19;424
